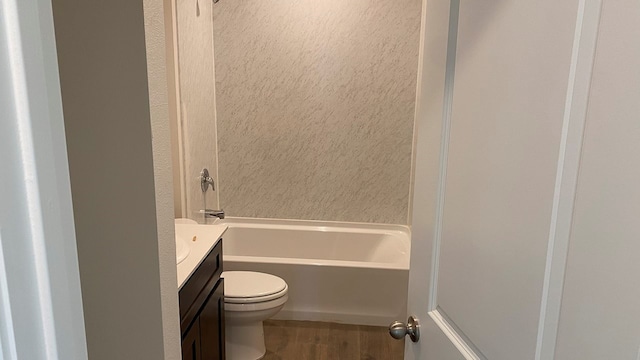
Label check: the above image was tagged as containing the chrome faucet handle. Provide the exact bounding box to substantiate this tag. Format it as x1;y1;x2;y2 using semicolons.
200;168;214;192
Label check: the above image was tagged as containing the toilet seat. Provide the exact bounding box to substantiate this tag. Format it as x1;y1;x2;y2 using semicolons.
222;271;288;304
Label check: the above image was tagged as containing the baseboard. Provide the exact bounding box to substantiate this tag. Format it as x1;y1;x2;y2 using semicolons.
272;309;394;327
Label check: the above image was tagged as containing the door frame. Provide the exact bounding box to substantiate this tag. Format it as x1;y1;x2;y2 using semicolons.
0;0;87;358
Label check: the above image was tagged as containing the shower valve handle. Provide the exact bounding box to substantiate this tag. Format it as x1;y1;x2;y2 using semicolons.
200;168;214;192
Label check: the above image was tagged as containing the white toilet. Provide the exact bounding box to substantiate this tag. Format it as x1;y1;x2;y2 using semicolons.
222;271;288;360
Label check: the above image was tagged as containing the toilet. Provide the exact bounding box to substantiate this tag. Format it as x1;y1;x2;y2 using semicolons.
222;271;289;360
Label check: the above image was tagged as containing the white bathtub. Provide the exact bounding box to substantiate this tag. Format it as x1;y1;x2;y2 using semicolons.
215;217;410;326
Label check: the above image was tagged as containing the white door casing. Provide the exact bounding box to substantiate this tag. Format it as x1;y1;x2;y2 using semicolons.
403;0;640;359
0;0;87;358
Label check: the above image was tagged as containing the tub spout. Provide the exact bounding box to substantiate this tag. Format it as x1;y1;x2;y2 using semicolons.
201;209;225;219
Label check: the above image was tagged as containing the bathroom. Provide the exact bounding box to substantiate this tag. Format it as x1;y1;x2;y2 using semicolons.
4;0;639;360
171;0;420;357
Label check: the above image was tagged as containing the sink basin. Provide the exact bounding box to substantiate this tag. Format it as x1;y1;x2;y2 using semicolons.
175;218;196;264
176;234;191;264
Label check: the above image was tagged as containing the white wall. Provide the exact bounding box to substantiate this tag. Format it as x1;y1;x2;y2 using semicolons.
52;0;176;358
142;0;182;358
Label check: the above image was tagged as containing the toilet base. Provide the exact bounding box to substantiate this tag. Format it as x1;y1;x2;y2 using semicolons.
225;320;266;360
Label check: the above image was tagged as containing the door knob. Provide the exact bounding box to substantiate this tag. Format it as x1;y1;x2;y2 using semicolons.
389;316;420;342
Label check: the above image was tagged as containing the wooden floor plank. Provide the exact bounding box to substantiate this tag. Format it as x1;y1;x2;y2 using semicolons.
262;320;404;360
295;320;331;345
294;342;329;360
360;325;404;360
359;325;385;360
264;320;296;355
327;323;360;360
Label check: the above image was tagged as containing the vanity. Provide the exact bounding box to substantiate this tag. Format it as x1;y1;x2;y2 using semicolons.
176;222;227;360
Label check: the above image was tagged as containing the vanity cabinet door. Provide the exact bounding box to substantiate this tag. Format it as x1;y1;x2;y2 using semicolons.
180;238;225;359
200;279;225;360
181;320;202;360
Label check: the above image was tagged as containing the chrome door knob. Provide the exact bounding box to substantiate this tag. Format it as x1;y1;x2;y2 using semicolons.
389;316;420;342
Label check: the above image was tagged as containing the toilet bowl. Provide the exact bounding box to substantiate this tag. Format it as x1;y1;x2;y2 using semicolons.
222;271;288;360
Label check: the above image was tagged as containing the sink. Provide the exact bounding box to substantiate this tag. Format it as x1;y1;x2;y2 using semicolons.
176;234;191;264
174;219;227;288
175;218;196;264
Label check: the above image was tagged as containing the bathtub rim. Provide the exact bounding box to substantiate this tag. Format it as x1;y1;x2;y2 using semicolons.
224;254;409;270
216;216;411;270
213;216;410;236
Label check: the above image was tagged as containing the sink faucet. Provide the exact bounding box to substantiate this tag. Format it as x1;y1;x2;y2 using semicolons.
201;209;225;219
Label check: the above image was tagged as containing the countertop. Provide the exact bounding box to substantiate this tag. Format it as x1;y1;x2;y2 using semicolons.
176;222;227;289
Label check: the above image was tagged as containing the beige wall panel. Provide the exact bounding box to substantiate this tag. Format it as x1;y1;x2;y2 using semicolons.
212;0;421;224
176;0;219;220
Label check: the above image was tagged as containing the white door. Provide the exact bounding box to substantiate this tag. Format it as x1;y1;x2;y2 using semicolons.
404;0;640;359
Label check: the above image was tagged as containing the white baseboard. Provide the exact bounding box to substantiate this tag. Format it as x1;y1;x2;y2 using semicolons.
272;309;394;327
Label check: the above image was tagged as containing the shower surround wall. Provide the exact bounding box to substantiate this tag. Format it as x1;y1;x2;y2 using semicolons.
212;0;421;224
176;0;219;218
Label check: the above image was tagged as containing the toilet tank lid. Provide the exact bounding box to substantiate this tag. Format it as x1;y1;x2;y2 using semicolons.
222;271;287;298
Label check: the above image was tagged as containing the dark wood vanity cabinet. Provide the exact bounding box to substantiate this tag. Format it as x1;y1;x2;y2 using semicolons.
181;320;201;360
180;239;225;360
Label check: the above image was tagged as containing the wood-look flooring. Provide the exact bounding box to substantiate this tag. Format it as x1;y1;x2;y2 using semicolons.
263;320;404;360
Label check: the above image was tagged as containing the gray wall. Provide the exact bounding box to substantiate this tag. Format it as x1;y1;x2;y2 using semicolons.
197;0;421;224
52;0;173;358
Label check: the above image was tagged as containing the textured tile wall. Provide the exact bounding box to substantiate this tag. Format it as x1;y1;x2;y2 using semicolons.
176;0;219;219
212;0;421;224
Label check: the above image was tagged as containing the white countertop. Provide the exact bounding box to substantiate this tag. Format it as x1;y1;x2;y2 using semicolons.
176;222;227;289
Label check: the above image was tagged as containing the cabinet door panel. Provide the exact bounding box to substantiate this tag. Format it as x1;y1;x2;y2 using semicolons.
180;240;223;330
182;320;202;360
200;279;226;360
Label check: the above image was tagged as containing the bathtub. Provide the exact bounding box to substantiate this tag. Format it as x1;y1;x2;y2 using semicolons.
215;217;410;326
